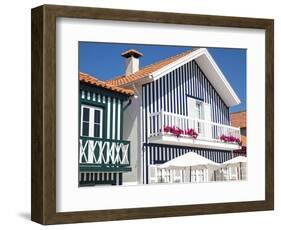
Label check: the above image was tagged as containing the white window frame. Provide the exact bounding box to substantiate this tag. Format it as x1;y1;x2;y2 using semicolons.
188;97;205;135
195;100;204;120
80;105;103;138
195;100;204;134
191;168;207;183
188;97;213;140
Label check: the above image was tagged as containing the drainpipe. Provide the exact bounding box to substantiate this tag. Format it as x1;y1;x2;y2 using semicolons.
123;98;132;111
123;83;138;112
131;83;140;97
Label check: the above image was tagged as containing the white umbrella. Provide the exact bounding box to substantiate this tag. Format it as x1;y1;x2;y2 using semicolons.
158;152;220;169
222;156;247;166
158;152;220;182
222;156;247;180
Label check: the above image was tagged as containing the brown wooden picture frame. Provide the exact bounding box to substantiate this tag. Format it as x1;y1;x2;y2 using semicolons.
31;4;274;225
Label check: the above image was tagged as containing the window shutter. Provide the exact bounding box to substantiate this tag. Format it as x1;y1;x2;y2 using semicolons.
229;167;238;180
187;97;197;118
241;163;247;180
173;169;182;183
148;165;158;184
203;103;212;139
187;98;197;130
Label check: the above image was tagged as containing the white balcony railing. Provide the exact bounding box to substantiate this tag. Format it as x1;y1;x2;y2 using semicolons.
148;111;241;147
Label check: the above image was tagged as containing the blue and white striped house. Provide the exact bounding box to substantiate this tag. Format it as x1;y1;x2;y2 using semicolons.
107;48;242;184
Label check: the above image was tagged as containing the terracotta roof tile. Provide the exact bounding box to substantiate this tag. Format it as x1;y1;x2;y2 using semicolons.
107;48;197;86
80;73;134;96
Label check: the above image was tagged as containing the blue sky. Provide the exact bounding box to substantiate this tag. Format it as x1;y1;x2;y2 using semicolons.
79;42;246;112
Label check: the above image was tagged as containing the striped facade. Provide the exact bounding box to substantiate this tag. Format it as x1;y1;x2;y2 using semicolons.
79;83;127;186
141;60;232;184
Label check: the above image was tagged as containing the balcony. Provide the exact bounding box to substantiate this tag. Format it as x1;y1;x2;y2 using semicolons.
79;136;131;172
148;111;241;151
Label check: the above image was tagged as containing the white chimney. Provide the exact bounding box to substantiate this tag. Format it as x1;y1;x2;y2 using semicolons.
121;49;143;76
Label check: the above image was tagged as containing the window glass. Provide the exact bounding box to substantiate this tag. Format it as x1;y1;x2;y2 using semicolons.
94;124;101;137
196;101;203;119
82;122;89;136
94;110;101;123
83;108;89;121
240;127;246;136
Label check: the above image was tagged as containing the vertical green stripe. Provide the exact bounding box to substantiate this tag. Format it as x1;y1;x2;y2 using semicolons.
106;96;111;139
116;99;120;140
115;98;118;140
110;97;114;139
102;99;107;139
112;98;116;139
120;100;124;140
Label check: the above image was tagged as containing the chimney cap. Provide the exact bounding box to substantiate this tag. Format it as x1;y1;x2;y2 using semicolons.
121;49;143;58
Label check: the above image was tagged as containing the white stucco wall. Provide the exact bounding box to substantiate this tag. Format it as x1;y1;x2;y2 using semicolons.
122;88;142;184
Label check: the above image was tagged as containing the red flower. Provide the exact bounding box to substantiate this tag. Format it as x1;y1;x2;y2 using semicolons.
162;126;198;138
163;126;170;133
219;134;241;145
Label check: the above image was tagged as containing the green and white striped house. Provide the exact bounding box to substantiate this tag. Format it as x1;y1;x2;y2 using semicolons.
79;73;134;186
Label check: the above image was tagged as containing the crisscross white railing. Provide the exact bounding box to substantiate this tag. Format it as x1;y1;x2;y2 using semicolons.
79;137;131;171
